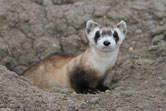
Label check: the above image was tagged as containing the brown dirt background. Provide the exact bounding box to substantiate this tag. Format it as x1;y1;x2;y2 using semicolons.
0;0;166;110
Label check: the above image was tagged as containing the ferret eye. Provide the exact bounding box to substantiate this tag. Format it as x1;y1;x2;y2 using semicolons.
94;31;100;44
113;31;119;43
95;31;100;38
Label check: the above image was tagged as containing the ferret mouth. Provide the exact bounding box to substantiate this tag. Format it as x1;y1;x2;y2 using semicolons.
102;47;112;52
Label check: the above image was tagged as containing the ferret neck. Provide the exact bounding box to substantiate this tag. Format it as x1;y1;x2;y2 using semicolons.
82;46;119;76
88;46;119;61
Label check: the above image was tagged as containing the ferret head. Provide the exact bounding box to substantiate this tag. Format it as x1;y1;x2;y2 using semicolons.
85;20;127;52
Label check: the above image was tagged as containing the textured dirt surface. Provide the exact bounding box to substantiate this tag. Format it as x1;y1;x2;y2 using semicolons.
0;0;166;110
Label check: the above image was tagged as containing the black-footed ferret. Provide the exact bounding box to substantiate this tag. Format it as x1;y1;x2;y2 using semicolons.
22;20;127;94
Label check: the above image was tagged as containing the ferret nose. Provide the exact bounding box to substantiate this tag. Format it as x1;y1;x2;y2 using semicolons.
103;41;110;46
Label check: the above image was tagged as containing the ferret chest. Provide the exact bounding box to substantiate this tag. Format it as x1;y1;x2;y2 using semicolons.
91;55;117;77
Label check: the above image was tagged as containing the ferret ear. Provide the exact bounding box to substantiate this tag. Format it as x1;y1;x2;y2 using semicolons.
117;20;127;35
85;20;98;35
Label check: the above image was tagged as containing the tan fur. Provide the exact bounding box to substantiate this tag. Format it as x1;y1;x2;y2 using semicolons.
23;55;72;88
23;48;97;89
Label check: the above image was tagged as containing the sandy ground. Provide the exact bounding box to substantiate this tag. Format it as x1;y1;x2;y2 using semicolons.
0;0;166;111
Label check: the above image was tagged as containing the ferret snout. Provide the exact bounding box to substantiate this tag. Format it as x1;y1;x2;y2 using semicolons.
103;41;110;46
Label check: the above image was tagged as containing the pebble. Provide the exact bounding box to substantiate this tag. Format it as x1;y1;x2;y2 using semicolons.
161;51;166;57
152;34;164;44
67;99;74;104
128;47;133;52
160;21;164;25
105;90;111;93
136;59;154;65
131;41;136;45
148;45;158;51
120;91;133;97
163;31;166;37
135;29;142;33
60;89;69;93
149;94;155;98
75;101;87;108
72;92;77;96
89;97;99;104
150;26;166;37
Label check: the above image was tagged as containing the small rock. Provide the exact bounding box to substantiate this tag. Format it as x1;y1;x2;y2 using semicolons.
67;98;74;104
161;50;166;57
158;76;162;80
152;35;164;44
75;101;86;108
136;59;154;65
89;97;99;104
148;45;158;51
60;88;70;93
120;91;133;97
131;41;137;45
105;90;111;93
150;26;166;37
135;29;142;33
128;47;133;52
163;31;166;37
72;92;77;96
160;21;164;25
73;1;85;7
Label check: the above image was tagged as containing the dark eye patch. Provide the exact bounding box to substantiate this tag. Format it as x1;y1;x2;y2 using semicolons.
113;31;119;43
94;31;100;44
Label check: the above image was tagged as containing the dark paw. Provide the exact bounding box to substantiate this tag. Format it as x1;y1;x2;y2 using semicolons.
97;85;110;92
76;88;100;94
86;88;100;94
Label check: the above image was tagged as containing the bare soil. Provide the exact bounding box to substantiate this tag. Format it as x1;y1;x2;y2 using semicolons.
0;0;166;111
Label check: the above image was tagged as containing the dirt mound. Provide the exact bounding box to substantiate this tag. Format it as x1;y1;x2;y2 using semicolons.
0;0;166;110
